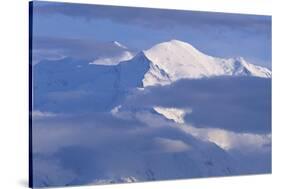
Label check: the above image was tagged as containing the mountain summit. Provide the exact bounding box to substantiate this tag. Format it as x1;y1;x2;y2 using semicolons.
127;40;271;87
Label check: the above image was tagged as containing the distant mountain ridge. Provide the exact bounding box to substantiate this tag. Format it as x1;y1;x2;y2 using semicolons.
33;40;271;112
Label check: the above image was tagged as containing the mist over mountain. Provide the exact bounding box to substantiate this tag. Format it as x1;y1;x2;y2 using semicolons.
32;40;271;187
33;40;271;112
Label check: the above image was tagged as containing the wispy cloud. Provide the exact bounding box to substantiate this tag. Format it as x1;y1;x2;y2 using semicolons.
32;106;271;186
33;36;129;63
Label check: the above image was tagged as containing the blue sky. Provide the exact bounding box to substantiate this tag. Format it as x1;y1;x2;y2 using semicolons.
32;1;272;68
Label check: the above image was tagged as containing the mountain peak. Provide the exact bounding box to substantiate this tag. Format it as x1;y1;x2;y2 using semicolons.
138;40;271;87
143;40;208;65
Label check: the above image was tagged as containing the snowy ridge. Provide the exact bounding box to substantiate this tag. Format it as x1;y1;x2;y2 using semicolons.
89;41;134;66
89;51;134;66
137;40;271;87
154;106;190;124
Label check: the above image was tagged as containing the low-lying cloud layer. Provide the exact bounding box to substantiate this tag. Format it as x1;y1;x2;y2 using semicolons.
121;77;271;134
32;77;271;187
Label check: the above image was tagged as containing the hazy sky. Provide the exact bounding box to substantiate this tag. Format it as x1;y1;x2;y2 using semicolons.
32;1;272;68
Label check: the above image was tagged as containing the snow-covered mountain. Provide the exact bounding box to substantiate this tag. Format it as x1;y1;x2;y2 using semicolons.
127;40;271;87
33;39;271;112
32;39;272;187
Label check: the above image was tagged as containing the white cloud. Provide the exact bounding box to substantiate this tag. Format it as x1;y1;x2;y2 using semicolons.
181;124;271;152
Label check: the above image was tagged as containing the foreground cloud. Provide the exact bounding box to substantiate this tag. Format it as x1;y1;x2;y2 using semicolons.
32;76;271;186
122;77;271;134
32;109;271;187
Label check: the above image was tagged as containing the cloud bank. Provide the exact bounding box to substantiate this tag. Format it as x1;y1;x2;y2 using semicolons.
121;77;271;134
